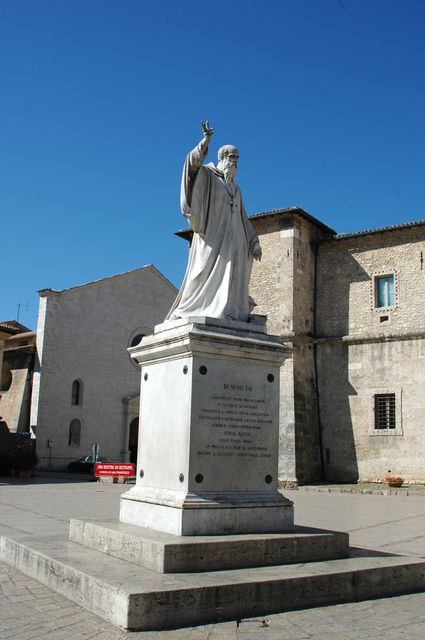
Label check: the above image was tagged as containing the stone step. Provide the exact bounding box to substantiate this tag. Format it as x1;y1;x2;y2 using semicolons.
2;532;425;631
69;519;349;572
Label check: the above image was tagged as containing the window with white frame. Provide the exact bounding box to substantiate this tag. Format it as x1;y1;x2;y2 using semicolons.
375;274;395;308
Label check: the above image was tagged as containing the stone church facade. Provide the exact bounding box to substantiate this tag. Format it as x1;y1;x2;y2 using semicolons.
249;207;425;485
30;266;177;470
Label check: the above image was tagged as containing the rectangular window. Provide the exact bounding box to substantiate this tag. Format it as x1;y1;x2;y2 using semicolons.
374;394;396;430
375;275;394;308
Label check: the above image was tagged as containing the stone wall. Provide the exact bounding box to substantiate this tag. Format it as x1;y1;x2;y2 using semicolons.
317;337;425;482
316;226;425;482
250;215;293;335
316;227;425;338
0;348;34;433
250;212;425;484
250;212;330;483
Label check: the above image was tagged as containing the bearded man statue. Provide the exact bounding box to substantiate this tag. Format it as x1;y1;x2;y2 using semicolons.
166;121;262;322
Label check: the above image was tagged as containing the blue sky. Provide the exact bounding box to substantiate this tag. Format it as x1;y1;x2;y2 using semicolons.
1;0;424;329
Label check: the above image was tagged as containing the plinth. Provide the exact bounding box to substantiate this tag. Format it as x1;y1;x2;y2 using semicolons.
120;317;294;535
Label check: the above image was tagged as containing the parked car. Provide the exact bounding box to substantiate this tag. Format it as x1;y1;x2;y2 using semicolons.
68;455;109;474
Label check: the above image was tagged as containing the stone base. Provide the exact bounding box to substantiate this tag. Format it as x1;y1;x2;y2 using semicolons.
70;519;347;573
3;531;425;631
123;317;293;537
119;487;294;535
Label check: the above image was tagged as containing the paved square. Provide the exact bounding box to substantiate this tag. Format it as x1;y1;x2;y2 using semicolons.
1;475;425;638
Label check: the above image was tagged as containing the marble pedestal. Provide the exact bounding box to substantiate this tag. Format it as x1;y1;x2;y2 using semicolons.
120;317;294;535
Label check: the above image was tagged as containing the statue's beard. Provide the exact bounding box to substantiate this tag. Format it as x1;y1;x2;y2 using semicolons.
223;162;237;187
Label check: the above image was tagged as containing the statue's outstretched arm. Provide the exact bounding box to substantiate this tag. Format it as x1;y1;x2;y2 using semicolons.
201;120;213;141
186;121;214;175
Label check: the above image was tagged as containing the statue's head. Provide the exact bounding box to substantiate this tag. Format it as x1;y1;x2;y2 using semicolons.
217;145;239;185
218;145;239;165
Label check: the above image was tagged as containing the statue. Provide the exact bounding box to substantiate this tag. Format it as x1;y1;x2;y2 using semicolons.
166;121;262;323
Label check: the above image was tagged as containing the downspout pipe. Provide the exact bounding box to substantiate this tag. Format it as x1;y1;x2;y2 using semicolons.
312;240;325;480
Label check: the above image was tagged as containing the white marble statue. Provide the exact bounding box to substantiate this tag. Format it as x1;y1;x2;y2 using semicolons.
166;121;262;322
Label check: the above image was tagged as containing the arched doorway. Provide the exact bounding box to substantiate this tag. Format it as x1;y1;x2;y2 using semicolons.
128;417;139;465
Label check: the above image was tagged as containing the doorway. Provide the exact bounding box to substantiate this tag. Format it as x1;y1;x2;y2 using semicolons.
128;417;139;465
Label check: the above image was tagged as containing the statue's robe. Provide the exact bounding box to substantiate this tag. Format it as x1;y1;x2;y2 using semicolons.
166;141;259;322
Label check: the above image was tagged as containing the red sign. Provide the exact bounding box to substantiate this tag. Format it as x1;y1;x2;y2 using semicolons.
95;463;135;477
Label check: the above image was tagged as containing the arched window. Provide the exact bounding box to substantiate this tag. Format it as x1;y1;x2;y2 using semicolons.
130;334;145;347
128;328;154;368
68;419;81;446
71;379;82;406
129;327;154;349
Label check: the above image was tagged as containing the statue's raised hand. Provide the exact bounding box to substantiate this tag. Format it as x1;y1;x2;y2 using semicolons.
201;120;214;140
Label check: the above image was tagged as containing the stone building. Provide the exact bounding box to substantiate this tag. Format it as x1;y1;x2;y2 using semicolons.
30;265;177;470
249;207;425;484
315;219;425;485
0;325;36;435
4;208;424;483
0;322;36;475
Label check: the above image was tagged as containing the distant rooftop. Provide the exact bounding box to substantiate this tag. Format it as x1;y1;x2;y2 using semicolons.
0;320;32;335
248;206;336;235
176;205;336;240
334;218;425;240
38;264;177;296
176;206;425;243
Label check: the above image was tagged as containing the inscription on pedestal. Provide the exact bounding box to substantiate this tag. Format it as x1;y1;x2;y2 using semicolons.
196;383;273;460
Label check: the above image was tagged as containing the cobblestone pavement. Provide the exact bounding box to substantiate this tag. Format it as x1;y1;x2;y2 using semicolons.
2;476;425;639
